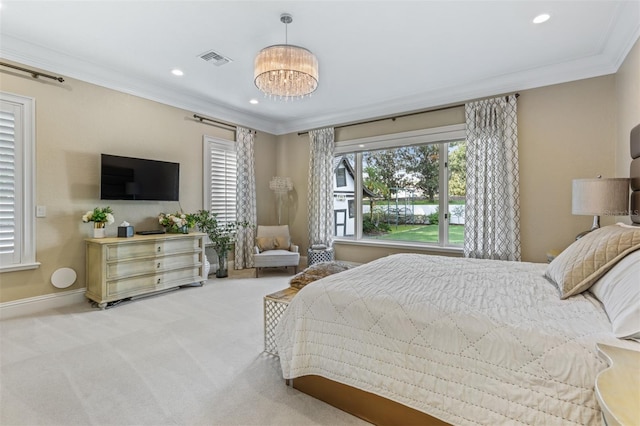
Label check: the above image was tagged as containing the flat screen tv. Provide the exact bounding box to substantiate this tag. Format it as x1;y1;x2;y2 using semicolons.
100;154;180;201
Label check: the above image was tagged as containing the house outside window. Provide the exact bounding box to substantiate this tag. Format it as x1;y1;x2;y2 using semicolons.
0;92;38;272
203;136;236;225
336;166;347;187
333;124;466;248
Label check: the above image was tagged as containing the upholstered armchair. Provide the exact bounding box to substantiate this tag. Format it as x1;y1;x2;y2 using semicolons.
253;225;300;278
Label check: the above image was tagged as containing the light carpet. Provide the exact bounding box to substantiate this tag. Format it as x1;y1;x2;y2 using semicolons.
0;270;369;426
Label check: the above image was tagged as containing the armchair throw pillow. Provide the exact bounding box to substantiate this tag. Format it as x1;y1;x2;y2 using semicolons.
256;235;292;252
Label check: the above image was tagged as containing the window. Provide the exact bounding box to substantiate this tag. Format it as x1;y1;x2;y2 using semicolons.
203;136;236;224
333;124;466;248
336;166;346;187
0;92;37;272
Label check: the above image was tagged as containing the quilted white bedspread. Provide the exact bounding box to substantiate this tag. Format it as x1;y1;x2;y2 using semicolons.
275;254;637;425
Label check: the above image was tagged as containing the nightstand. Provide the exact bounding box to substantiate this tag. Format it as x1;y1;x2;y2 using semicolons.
595;343;640;425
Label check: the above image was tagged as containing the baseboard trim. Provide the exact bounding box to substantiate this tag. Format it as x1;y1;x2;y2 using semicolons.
0;288;87;320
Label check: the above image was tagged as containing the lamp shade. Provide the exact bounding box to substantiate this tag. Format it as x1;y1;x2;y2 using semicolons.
254;45;318;99
572;178;630;216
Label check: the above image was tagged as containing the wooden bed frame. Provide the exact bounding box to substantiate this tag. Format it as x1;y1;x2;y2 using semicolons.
284;123;640;425
290;375;450;426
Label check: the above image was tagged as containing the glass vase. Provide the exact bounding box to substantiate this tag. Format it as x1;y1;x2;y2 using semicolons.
216;250;228;278
166;225;188;234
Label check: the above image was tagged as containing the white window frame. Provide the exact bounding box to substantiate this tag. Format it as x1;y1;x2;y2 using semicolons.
0;92;38;272
202;135;237;225
334;124;466;252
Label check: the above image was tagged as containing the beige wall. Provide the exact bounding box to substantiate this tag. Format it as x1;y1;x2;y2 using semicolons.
279;75;629;264
518;76;617;261
1;39;637;303
0;64;277;303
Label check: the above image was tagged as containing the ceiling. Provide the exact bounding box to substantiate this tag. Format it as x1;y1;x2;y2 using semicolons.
1;1;638;135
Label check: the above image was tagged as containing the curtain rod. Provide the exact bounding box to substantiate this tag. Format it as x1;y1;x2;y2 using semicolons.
192;114;257;134
0;61;65;82
297;93;519;136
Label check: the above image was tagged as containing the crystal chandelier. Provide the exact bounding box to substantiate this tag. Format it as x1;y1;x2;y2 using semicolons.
254;13;319;100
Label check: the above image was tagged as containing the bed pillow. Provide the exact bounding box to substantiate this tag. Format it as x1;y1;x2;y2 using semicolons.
545;223;640;299
589;250;640;340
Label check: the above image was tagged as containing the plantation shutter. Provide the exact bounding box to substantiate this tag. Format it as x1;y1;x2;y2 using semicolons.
0;105;19;261
204;136;237;224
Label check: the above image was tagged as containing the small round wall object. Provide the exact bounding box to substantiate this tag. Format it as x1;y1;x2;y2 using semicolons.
51;267;77;289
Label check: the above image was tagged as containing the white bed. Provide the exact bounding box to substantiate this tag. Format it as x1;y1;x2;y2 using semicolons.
276;124;640;425
275;245;639;425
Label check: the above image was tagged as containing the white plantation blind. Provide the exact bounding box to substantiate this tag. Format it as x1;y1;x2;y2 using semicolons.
203;136;237;224
0;92;36;271
0;108;18;258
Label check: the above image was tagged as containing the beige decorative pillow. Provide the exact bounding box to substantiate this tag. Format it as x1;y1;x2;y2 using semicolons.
275;236;290;250
290;261;355;289
545;224;640;299
256;236;277;252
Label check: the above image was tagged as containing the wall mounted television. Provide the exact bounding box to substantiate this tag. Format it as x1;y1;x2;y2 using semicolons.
100;154;180;201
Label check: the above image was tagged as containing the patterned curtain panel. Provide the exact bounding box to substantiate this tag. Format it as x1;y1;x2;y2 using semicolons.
308;127;335;247
234;127;257;269
464;95;521;261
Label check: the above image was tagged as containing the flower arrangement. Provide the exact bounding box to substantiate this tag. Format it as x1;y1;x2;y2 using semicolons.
158;212;195;233
82;207;115;226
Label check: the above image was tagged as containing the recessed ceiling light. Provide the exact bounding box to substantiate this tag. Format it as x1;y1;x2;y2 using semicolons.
533;14;550;24
171;69;184;76
249;99;259;105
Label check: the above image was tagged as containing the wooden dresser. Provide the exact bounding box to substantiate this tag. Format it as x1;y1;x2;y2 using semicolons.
85;232;206;309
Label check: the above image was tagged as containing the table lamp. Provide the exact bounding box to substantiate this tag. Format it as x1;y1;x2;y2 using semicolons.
572;176;630;239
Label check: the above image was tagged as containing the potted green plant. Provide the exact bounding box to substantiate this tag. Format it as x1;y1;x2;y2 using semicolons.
189;210;248;278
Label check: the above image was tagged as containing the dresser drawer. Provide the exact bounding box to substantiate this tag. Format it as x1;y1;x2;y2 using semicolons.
107;267;201;297
106;252;201;279
106;238;201;261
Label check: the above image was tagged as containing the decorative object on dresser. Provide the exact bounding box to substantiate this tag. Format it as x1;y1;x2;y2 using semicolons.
117;221;134;237
190;210;249;278
81;206;115;238
85;232;206;309
158;211;195;234
572;176;630;239
253;225;300;278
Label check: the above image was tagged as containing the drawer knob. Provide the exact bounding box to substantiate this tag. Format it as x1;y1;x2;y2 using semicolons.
157;262;161;268
157;278;161;284
157;247;161;253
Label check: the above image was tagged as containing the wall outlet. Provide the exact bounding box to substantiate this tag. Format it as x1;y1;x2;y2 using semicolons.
36;205;46;217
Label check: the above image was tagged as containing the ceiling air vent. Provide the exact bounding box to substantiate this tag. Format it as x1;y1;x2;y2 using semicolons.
198;50;232;66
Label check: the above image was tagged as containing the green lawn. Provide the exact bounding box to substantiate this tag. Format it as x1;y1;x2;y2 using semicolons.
366;224;464;244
